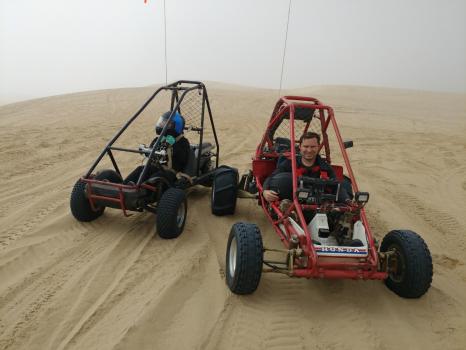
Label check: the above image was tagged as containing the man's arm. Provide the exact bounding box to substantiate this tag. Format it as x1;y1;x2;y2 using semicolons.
262;158;292;202
149;137;159;148
324;164;337;180
172;137;190;172
263;158;291;189
322;163;351;203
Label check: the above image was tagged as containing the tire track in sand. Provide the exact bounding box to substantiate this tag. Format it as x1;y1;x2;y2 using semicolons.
51;220;154;350
0;197;68;249
361;169;464;248
58;216;223;350
0;214;151;350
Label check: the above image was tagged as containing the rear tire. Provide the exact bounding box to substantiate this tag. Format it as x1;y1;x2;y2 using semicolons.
380;230;433;298
156;188;187;239
95;169;123;183
70;179;104;222
226;222;263;295
211;166;238;216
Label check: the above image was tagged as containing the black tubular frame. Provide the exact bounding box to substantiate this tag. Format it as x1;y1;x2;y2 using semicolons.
84;80;220;186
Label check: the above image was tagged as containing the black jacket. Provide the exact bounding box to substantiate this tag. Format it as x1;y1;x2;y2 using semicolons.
150;132;191;172
264;155;350;202
264;155;336;186
171;136;190;172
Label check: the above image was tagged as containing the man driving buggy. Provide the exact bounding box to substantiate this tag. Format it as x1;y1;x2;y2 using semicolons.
124;110;191;185
263;131;351;204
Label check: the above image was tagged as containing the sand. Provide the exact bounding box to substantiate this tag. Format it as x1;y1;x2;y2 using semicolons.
0;83;465;350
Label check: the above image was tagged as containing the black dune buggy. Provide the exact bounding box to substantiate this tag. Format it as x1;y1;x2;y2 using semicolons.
70;80;238;238
227;96;433;298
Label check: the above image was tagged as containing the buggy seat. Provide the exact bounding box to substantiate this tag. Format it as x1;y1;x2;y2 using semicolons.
183;142;213;177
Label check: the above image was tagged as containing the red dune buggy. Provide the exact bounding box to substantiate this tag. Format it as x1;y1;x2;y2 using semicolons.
70;81;238;239
227;96;433;298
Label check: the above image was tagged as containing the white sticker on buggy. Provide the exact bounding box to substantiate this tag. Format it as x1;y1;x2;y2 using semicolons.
315;245;368;257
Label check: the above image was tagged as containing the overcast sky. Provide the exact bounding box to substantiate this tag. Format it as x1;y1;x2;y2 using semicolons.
1;0;465;104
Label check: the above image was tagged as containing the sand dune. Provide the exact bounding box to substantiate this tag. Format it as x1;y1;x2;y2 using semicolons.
1;83;465;350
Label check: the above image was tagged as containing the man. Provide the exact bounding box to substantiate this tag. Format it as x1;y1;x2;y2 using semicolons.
263;131;360;246
263;131;349;203
125;111;191;185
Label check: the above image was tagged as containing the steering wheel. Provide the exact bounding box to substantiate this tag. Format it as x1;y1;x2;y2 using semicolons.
297;176;340;204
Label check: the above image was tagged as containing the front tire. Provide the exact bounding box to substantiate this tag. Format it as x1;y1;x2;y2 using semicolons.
226;222;263;295
156;188;187;239
95;169;123;183
380;230;433;298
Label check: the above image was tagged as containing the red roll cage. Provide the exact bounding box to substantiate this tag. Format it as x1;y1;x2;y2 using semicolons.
252;96;386;280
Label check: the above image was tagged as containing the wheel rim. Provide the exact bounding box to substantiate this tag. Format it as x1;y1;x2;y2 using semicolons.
176;201;186;228
229;236;237;278
388;245;406;283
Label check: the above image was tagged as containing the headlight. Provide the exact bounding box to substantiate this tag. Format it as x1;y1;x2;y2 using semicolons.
297;191;309;200
355;191;369;204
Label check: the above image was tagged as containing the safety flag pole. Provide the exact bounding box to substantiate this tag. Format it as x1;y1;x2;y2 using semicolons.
144;0;168;84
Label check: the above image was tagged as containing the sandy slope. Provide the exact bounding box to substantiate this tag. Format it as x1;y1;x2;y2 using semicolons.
0;84;465;350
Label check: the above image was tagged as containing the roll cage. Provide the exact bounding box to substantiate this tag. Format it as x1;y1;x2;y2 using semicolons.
253;96;385;280
84;80;219;186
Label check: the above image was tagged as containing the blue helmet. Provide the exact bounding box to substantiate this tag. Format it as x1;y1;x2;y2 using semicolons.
156;111;185;136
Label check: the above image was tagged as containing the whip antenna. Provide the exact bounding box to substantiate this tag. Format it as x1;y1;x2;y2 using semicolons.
144;0;168;84
163;0;168;84
279;0;292;98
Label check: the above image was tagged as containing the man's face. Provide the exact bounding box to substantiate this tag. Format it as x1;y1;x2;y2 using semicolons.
299;137;319;163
